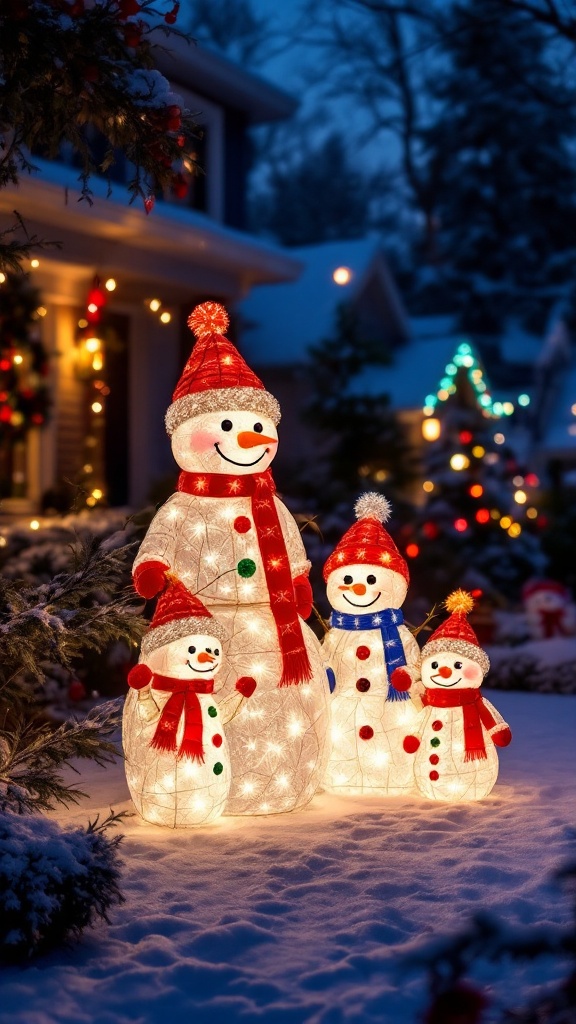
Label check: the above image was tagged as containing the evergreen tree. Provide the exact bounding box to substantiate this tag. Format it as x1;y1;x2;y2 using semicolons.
250;132;373;247
407;346;547;604
303;304;418;508
422;0;576;332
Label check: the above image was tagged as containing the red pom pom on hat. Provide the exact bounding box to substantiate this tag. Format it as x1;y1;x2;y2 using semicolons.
187;301;229;338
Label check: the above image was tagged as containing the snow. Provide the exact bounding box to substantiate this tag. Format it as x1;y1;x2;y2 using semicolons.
2;690;575;1022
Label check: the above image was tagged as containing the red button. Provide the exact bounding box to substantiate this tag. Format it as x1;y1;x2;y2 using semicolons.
356;646;370;661
429;754;439;765
429;770;439;781
234;516;251;533
432;720;443;731
212;734;223;747
356;678;371;692
403;735;420;754
359;725;374;740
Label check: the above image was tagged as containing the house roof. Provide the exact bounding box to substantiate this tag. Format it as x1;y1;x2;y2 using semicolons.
239;238;409;365
155;36;298;123
0;159;302;300
536;360;576;456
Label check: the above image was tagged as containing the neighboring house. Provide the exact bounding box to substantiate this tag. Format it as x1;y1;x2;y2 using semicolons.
529;317;576;489
240;241;548;501
0;38;300;514
239;238;409;477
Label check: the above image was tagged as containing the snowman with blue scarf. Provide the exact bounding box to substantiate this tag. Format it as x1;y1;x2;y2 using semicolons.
322;493;422;796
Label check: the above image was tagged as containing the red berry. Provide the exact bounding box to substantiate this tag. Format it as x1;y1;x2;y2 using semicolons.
164;1;179;24
144;196;155;215
118;0;141;17
68;680;87;702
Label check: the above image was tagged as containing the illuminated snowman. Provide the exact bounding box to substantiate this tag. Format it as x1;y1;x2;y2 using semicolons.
132;302;330;816
399;590;511;802
322;493;422;796
123;580;255;827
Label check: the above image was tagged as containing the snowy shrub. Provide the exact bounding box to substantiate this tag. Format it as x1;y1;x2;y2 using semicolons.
0;810;124;962
487;638;576;695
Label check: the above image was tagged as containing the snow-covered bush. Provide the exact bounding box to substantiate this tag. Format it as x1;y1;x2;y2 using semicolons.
486;638;576;695
0;810;124;962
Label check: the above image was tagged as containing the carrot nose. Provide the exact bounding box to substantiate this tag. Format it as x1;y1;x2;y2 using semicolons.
237;430;277;449
352;583;367;595
438;666;452;678
197;651;216;664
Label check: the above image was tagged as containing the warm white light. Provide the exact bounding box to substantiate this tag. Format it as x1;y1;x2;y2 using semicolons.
30;259;40;268
450;453;470;471
422;417;441;441
30;519;40;530
514;489;527;504
87;303;98;314
91;488;103;500
85;336;101;353
513;475;524;487
160;311;172;324
13;354;23;365
0;272;5;284
333;266;352;285
494;432;505;444
423;480;434;493
149;299;161;312
91;401;103;414
105;278;117;291
36;306;47;317
526;507;538;519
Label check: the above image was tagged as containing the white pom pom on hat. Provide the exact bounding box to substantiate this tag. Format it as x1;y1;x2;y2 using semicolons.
354;492;392;523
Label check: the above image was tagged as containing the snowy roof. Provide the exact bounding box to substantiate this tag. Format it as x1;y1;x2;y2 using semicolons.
538;360;576;455
239;238;408;365
350;331;460;410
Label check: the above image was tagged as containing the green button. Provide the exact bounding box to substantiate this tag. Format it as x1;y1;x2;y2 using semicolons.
213;762;224;776
430;736;440;747
208;706;218;718
237;558;257;578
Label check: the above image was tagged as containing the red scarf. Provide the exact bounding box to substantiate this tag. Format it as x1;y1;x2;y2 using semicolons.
178;469;312;686
150;673;214;762
422;688;499;761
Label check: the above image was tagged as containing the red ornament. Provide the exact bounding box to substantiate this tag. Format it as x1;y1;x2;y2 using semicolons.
475;508;490;524
422;521;439;540
406;543;419;558
87;287;106;309
459;430;473;444
359;725;374;740
0;406;12;423
164;1;179;24
118;0;141;17
454;518;468;532
525;472;539;487
165;105;182;131
0;358;11;372
471;588;483;599
171;172;189;199
68;679;87;702
356;645;370;661
144;195;155;215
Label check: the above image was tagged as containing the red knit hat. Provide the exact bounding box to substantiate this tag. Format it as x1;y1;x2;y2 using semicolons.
323;492;409;583
140;578;227;658
423;590;490;675
522;579;569;601
165;301;281;435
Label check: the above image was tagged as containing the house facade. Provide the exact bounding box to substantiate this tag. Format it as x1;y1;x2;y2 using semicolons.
0;39;300;514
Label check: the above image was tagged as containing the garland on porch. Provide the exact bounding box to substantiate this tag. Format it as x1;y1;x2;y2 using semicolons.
0;272;50;438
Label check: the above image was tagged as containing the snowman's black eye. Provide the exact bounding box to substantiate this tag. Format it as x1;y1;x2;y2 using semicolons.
344;575;353;585
206;648;212;654
431;661;438;669
454;661;462;669
221;419;233;431
188;646;196;654
367;574;376;585
214;648;220;657
253;422;263;433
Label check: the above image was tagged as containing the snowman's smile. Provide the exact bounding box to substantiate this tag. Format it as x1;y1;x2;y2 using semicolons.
214;443;268;467
186;661;214;673
343;592;382;608
430;673;461;687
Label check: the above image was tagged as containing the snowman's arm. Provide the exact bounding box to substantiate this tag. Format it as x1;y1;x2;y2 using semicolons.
481;695;512;745
219;677;258;724
132;494;185;595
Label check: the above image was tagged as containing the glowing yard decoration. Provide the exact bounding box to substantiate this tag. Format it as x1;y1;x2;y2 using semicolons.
322;493;421;796
123;581;256;827
132;302;330;815
398;591;511;801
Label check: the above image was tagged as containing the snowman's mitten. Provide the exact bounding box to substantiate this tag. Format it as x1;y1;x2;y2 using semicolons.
491;725;512;747
293;574;313;620
133;560;169;599
236;676;257;698
391;666;413;692
128;663;153;690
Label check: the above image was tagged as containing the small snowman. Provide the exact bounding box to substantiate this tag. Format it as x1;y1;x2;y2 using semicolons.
522;579;576;640
322;493;422;796
398;590;511;802
123;580;256;828
131;302;330;816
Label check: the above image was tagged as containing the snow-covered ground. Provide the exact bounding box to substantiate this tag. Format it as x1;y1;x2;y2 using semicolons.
2;690;575;1024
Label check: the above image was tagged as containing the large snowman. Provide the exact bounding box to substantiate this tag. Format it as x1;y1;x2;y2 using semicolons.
123;580;256;827
132;302;330;815
398;590;512;802
321;493;422;796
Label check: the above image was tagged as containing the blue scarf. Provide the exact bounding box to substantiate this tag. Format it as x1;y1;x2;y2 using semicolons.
330;608;410;702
